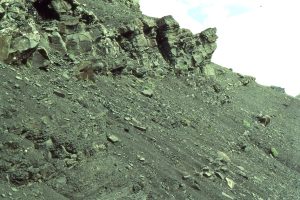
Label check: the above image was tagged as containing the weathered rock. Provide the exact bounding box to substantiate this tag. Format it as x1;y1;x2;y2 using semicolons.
107;0;140;10
156;15;218;74
34;0;98;24
217;151;231;163
1;0;28;22
107;134;120;143
95;37;120;57
270;86;285;93
30;47;50;69
118;19;147;51
0;1;41;64
51;0;73;16
225;177;235;189
0;0;218;77
79;8;99;24
0;5;5;20
10;32;40;53
58;16;83;34
157;15;180;31
202;63;216;77
0;32;12;61
141;88;153;97
65;32;93;55
49;31;67;54
199;27;218;43
116;17;169;76
270;147;279;158
1;26;40;64
91;24;110;41
157;15;180;65
256;114;271;126
33;0;72;20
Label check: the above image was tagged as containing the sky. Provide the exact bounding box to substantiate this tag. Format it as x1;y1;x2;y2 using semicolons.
139;0;300;96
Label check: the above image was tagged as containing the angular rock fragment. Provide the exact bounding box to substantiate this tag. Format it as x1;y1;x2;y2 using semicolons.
0;5;5;20
141;88;153;97
65;32;93;55
48;32;67;54
30;47;51;69
257;114;271;126
107;134;120;143
225;177;235;189
156;15;218;74
0;33;11;61
270;147;279;158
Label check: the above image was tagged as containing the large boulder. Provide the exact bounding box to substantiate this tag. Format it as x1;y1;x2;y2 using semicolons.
48;31;68;54
65;32;93;55
0;24;40;64
0;31;12;62
0;0;40;64
156;15;218;74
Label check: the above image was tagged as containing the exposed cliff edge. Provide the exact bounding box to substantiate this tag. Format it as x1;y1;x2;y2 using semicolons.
0;0;217;78
0;0;299;200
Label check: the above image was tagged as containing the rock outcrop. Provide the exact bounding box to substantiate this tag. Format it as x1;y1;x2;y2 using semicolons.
0;0;218;78
156;15;217;74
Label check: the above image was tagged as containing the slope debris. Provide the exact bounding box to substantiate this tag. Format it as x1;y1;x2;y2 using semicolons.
0;0;299;200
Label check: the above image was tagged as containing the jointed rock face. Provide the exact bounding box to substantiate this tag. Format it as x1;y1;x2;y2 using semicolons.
0;0;217;77
1;1;299;199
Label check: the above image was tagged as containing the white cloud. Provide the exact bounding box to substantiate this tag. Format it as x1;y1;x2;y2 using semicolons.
139;0;300;96
213;0;300;96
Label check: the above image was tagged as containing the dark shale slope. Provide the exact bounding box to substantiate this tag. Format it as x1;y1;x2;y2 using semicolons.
0;0;299;199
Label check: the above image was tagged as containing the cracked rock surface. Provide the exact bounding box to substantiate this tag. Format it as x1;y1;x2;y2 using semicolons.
0;0;299;199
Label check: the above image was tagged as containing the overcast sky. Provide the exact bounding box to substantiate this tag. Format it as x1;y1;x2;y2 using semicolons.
140;0;300;96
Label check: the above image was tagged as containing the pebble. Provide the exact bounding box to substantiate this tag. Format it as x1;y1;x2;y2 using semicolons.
133;124;147;131
237;166;245;171
141;88;153;97
64;158;77;167
137;155;145;162
107;135;119;143
43;139;54;149
15;76;22;80
179;183;186;190
62;72;70;79
237;170;248;179
270;147;279;157
56;176;67;185
53;90;66;98
257;115;271;126
222;192;235;200
225;177;235;189
203;171;213;177
215;171;224;179
14;84;20;89
217;151;231;163
182;174;191;180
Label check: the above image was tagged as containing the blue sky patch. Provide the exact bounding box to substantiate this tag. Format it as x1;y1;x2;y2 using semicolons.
187;6;208;23
226;4;250;16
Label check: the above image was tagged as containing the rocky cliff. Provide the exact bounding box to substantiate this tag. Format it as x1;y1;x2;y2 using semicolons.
0;0;217;78
0;0;299;200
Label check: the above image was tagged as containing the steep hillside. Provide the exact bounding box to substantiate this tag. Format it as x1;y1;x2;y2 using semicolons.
0;0;299;199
